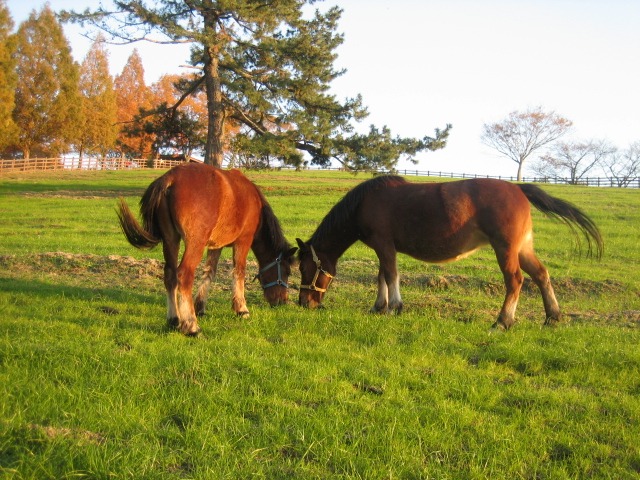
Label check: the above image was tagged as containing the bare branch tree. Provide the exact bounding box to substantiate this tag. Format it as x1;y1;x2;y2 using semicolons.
481;106;572;181
533;139;616;184
603;141;640;187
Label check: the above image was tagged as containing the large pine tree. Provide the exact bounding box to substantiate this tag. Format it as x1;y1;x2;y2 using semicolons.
78;35;118;161
63;1;450;170
0;0;18;151
13;5;81;158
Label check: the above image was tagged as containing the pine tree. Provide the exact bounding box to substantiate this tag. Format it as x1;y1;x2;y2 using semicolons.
13;5;81;158
63;1;450;170
145;74;209;158
0;0;18;152
78;35;118;162
114;49;154;158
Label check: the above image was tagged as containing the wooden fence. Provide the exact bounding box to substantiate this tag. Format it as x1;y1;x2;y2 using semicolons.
1;156;638;188
0;157;186;173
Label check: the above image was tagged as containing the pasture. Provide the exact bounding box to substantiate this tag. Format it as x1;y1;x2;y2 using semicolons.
1;169;639;479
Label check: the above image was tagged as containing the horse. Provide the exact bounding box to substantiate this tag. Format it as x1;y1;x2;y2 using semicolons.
117;162;297;336
296;175;603;330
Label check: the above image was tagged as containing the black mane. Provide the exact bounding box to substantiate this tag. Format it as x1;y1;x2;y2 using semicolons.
309;175;407;247
255;188;291;254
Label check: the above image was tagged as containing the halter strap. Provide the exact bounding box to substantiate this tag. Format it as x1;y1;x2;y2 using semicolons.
299;245;334;293
255;253;288;290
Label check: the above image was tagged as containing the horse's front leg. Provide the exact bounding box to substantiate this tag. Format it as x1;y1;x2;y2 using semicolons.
231;241;251;317
195;248;222;317
373;249;403;314
372;267;389;313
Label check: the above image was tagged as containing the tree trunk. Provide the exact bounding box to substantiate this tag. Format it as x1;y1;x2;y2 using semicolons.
203;43;224;168
517;160;524;182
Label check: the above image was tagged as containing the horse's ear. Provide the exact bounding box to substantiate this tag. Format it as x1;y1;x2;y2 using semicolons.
285;246;298;259
296;238;308;251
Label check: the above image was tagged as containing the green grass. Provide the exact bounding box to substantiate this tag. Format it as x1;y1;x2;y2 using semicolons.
1;169;639;479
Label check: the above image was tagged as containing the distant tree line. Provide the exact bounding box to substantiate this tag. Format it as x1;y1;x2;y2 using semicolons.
0;3;212;163
1;1;451;171
482;106;639;187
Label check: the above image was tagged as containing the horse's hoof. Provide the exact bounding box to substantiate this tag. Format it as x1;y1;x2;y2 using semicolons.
391;304;404;315
489;321;508;333
167;317;179;329
183;325;202;337
237;311;250;318
543;316;560;327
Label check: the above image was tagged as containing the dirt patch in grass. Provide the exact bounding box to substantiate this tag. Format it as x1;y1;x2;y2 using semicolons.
0;252;164;281
408;273;626;297
0;251;247;290
21;190;131;199
27;423;106;446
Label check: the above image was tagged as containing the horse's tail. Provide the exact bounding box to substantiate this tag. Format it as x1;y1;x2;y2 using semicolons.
116;177;167;250
518;183;604;258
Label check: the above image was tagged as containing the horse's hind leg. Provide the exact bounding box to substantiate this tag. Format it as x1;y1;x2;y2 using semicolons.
519;249;561;326
493;245;524;331
162;232;180;330
195;248;222;317
176;241;206;336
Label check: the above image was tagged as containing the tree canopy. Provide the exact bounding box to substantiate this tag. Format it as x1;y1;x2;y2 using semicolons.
62;0;450;170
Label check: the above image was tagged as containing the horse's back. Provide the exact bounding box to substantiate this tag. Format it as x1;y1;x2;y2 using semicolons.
359;178;533;262
161;163;263;247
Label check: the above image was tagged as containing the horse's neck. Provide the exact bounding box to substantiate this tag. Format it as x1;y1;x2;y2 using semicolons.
317;234;357;263
251;240;277;266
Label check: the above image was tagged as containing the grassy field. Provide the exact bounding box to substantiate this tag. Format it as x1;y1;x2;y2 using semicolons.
1;169;639;479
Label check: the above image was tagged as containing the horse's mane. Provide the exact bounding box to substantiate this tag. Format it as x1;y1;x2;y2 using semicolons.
309;175;407;246
255;187;291;253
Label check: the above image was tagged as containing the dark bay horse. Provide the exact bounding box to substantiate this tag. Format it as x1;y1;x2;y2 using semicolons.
296;176;603;330
117;162;297;335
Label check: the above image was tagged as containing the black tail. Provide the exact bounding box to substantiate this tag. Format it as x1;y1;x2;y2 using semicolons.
116;177;166;250
519;184;604;258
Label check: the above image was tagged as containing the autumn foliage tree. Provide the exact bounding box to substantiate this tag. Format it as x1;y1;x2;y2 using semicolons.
0;0;18;152
62;1;450;170
481;107;572;181
77;36;118;161
12;5;81;158
114;49;154;158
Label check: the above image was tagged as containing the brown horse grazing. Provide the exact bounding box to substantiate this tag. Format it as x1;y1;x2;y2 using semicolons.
297;176;603;330
117;162;297;336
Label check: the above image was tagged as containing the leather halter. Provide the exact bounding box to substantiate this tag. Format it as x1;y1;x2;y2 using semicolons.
255;253;288;290
299;245;334;293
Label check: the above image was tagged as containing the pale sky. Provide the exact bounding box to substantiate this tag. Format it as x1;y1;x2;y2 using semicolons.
7;0;640;177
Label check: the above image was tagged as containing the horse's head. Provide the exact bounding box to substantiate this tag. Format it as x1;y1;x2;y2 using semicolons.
296;238;336;309
257;246;298;306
